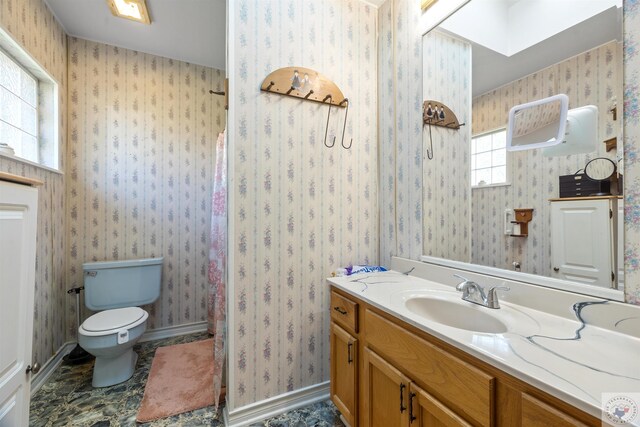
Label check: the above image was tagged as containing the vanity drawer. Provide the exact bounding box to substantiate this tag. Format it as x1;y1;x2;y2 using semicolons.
365;309;494;426
331;291;359;333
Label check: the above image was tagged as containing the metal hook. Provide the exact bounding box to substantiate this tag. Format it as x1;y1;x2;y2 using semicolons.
339;99;352;149
265;81;275;91
426;122;434;160
324;95;335;148
304;90;314;99
286;86;295;95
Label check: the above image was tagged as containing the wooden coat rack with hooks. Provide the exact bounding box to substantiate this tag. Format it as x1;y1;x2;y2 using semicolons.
260;67;347;108
423;99;465;160
260;67;352;149
422;100;464;130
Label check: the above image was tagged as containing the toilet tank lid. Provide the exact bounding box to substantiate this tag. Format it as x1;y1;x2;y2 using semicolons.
82;257;164;270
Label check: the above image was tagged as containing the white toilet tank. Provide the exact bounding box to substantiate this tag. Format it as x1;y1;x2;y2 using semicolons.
83;257;163;311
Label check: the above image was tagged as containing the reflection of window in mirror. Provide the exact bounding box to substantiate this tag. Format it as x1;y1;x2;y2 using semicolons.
471;129;507;187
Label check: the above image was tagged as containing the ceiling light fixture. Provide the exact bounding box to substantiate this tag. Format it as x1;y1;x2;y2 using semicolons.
421;0;438;11
107;0;151;24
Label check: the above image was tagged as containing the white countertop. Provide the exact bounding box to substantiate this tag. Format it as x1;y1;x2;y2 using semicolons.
328;270;640;424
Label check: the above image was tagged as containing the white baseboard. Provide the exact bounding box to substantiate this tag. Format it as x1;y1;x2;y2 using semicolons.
223;381;330;427
139;321;208;342
30;342;75;396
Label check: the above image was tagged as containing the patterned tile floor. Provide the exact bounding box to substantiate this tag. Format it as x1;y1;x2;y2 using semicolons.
250;401;344;427
29;333;343;427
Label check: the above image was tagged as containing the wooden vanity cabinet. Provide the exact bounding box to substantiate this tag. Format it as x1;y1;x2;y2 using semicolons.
329;286;602;427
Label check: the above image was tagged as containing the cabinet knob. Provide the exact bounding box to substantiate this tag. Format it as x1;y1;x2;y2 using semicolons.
553;267;560;272
26;362;40;375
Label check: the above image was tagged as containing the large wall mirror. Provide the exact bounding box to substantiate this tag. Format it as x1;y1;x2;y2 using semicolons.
421;0;624;300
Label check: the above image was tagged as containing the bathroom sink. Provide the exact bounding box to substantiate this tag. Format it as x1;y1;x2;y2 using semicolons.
405;296;508;334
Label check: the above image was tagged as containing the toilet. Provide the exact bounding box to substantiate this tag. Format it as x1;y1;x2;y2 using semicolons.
78;257;163;387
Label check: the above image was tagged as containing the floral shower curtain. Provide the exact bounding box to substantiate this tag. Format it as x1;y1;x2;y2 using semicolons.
208;130;227;409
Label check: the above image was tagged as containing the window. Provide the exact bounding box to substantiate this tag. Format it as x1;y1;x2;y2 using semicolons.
471;128;507;187
0;47;38;163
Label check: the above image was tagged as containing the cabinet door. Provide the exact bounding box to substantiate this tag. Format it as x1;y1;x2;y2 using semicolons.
330;323;357;426
363;348;410;427
408;383;472;427
551;200;613;287
521;393;589;427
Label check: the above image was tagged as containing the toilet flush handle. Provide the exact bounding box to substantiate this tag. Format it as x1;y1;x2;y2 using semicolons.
117;329;129;345
86;271;98;277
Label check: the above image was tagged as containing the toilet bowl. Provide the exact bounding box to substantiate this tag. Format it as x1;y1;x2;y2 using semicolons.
78;307;148;387
79;257;163;388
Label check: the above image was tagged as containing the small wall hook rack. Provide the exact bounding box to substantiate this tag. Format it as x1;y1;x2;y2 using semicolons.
423;100;464;129
260;67;347;108
423;99;464;160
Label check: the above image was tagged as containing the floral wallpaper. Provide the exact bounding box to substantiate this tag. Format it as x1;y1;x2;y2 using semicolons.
66;38;226;336
471;42;622;277
0;0;67;368
624;0;640;304
422;30;471;262
229;0;378;410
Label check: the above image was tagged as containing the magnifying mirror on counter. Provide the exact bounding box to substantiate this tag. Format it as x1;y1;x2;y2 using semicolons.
584;157;617;196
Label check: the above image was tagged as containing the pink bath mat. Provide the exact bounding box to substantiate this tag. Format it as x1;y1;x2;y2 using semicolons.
136;338;216;423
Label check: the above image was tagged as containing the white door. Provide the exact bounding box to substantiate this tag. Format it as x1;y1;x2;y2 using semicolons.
551;199;613;287
0;181;38;427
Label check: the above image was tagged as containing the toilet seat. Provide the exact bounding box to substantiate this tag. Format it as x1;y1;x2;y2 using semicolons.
80;307;148;337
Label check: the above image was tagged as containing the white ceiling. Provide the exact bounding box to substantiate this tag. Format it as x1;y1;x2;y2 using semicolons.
470;7;622;97
45;0;226;70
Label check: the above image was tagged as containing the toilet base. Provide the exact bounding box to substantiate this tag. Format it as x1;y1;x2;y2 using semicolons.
92;348;138;388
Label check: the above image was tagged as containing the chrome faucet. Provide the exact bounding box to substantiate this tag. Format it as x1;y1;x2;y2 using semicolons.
454;274;510;309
